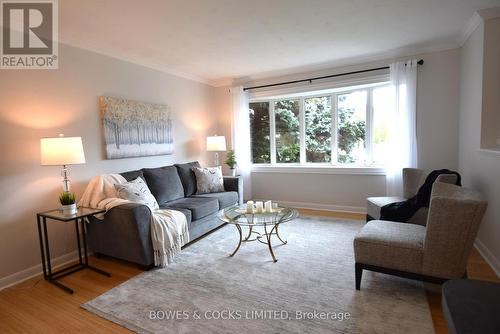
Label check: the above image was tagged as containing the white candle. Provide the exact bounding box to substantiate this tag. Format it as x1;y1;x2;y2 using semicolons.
246;201;254;214
264;201;272;213
255;201;264;213
272;202;278;210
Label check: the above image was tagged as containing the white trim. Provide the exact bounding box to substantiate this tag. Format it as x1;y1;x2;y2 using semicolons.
59;41;217;86
234;43;457;85
253;199;366;214
248;75;389;100
474;238;500;278
478;148;500;157
458;12;483;46
251;165;386;175
0;251;81;291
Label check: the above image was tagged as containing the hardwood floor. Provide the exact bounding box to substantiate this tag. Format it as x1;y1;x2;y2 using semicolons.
0;210;497;333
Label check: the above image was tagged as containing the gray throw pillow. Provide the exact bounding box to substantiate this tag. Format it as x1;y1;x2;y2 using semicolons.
193;166;224;194
115;177;159;211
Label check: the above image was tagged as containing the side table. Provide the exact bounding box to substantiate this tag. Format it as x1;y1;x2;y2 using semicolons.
36;207;110;294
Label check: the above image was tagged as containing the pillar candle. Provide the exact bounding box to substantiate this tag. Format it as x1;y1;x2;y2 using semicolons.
255;201;264;213
264;201;272;213
246;201;254;214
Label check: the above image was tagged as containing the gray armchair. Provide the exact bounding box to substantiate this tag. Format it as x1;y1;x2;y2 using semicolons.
354;182;487;290
366;168;458;225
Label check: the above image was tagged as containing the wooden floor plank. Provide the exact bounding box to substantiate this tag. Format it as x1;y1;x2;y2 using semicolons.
0;211;497;333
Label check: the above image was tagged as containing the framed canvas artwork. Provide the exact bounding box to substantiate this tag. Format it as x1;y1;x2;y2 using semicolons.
100;96;174;159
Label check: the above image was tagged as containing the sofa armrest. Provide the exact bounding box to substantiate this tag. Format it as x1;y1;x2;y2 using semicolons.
87;203;154;266
224;176;243;205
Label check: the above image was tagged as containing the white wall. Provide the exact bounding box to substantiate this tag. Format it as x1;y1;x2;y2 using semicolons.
217;48;461;211
0;43;216;282
458;18;500;275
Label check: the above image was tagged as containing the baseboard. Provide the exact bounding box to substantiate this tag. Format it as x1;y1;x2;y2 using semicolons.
253;199;366;214
0;250;80;291
474;238;500;278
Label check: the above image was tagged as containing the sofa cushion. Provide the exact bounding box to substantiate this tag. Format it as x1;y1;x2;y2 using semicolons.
121;169;145;182
115;177;159;211
192;191;238;209
366;196;406;219
193;166;224;194
174;161;201;197
354;220;425;273
159;205;192;225
163;197;219;221
143;166;184;205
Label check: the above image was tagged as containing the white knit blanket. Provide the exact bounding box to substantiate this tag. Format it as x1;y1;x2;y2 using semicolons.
78;174;189;267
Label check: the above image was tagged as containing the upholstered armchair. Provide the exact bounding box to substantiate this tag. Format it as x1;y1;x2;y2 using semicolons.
354;182;487;290
366;168;458;225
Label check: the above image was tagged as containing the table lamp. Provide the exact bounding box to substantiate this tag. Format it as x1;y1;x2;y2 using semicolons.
206;135;226;166
40;135;86;192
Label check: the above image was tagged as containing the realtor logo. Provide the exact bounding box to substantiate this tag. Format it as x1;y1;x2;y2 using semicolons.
1;0;58;69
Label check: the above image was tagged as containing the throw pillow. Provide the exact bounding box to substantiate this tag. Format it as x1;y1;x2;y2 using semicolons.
115;177;159;211
193;166;224;194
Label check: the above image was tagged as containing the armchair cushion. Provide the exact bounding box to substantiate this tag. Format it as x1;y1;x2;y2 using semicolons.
367;196;405;220
354;220;425;273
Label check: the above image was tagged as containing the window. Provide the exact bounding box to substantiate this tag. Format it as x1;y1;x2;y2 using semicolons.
305;96;332;163
249;102;271;163
274;100;300;163
249;82;391;166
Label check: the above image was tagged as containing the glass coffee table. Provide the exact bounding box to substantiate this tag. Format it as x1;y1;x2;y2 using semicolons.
218;205;299;262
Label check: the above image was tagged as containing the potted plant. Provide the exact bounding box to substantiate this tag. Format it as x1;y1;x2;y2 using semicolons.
59;191;77;215
225;149;238;176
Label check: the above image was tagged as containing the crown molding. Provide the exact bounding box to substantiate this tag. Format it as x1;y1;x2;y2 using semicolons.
232;42;458;86
458;12;483;47
59;40;218;87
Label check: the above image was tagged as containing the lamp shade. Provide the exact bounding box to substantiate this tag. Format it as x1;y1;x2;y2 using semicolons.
206;135;226;152
40;136;86;166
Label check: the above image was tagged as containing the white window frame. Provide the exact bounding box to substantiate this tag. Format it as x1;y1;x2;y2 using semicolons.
249;79;389;175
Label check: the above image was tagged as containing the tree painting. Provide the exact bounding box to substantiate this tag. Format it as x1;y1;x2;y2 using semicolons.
100;96;174;159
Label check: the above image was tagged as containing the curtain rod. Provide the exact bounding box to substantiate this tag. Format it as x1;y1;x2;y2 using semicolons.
243;59;424;92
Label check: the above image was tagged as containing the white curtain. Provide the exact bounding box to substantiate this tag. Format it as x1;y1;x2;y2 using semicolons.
230;86;252;200
385;60;418;196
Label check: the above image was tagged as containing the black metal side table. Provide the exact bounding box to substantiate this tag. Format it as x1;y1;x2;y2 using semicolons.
36;207;110;294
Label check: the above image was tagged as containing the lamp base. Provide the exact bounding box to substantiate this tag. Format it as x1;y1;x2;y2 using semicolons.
214;152;220;167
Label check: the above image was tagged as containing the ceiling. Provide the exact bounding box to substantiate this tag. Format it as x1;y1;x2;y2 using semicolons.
59;0;500;86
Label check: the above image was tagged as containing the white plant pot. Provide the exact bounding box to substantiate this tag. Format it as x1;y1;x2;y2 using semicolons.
230;168;237;177
61;203;77;215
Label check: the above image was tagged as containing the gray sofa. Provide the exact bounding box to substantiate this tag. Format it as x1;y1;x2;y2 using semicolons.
87;161;243;267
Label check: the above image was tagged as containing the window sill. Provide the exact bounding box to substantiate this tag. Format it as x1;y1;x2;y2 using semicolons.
478;148;500;157
251;164;386;175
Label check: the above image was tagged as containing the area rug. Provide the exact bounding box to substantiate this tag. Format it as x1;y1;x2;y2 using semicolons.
82;215;434;333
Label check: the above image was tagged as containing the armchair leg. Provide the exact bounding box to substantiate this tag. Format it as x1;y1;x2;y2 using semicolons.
355;263;363;290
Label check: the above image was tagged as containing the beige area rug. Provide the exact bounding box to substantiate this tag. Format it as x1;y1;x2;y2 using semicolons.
82;215;434;334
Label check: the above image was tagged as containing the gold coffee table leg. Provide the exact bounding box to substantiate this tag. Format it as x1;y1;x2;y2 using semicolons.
275;224;287;245
266;224;278;262
229;224;243;257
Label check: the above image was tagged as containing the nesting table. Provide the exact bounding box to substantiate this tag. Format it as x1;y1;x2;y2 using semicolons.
36;207;110;294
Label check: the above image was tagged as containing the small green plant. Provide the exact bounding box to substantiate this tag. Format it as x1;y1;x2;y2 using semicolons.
59;191;76;205
225;149;237;169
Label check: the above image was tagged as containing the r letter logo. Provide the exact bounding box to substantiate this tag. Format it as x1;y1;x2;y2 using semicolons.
1;0;58;69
